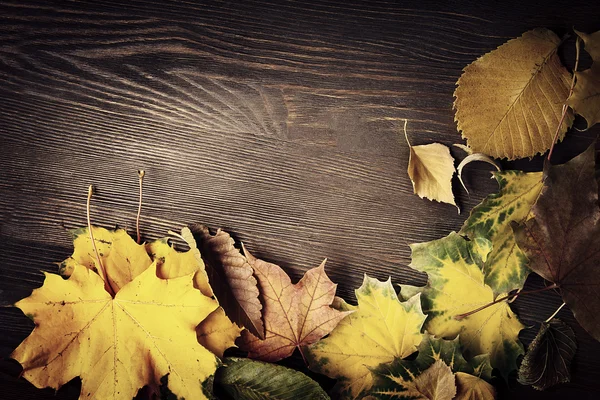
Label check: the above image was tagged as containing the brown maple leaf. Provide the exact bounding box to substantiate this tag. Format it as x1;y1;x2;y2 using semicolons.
513;143;600;341
238;247;352;362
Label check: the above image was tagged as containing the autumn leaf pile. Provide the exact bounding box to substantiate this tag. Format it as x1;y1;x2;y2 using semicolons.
9;27;600;399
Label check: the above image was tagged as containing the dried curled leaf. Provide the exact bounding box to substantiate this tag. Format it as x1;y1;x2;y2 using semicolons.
456;153;501;194
518;319;576;390
405;121;457;209
513;143;600;341
239;248;351;362
406;232;524;380
192;224;264;339
12;263;220;399
306;276;426;399
454;28;574;160
567;29;600;129
460;170;543;295
215;357;330;400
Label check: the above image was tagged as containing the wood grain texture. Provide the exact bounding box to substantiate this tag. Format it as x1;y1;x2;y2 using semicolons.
0;0;599;398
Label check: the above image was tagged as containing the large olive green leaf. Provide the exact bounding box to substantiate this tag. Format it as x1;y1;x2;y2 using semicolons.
306;276;427;399
460;170;543;294
215;357;329;399
567;29;600;129
406;232;524;381
454;28;573;160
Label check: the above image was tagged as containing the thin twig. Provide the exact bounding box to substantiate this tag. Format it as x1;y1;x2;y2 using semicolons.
87;186;115;296
136;170;145;244
547;37;581;162
545;302;567;323
454;283;558;320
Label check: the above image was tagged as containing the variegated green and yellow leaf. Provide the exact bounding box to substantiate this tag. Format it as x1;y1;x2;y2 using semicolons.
407;232;524;381
460;170;543;294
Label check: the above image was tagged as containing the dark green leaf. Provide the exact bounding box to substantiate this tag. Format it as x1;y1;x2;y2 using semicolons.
215;357;330;400
518;319;577;390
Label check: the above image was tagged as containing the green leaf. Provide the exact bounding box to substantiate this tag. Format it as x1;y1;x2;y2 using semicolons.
518;319;577;390
215;357;330;400
460;170;543;295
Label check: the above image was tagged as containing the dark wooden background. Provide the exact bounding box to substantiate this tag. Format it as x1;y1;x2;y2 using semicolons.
1;1;599;399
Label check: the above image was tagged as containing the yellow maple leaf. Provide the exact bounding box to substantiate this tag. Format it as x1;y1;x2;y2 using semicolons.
146;229;242;358
406;232;524;381
60;226;152;293
12;262;220;399
454;28;574;160
567;29;600;129
306;275;427;399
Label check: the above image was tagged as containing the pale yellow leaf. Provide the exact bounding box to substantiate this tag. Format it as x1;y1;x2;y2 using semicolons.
454;28;574;160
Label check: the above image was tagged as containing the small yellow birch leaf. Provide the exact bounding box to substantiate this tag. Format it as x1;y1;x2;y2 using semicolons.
146;232;242;358
60;226;152;293
405;122;457;208
567;29;600;129
306;276;427;399
11;262;220;399
455;372;496;400
407;232;524;381
454;28;574;160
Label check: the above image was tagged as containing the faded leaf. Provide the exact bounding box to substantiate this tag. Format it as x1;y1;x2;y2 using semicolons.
455;372;496;400
454;28;574;159
518;319;576;390
372;360;456;400
239;248;351;362
215;357;330;400
407;139;457;208
192;224;264;339
460;170;543;294
306;276;427;399
513;143;600;341
60;226;152;293
11;263;220;399
407;232;524;380
568;29;600;129
147;231;242;358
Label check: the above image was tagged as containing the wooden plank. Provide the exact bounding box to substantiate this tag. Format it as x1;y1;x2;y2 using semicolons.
0;1;599;398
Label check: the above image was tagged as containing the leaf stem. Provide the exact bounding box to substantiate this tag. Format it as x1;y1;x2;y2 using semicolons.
136;170;145;244
87;186;115;297
547;36;581;162
402;118;411;147
454;283;559;320
545;302;567;323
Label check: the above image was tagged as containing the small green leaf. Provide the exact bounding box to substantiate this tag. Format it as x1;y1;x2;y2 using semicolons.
518;319;577;390
215;357;330;400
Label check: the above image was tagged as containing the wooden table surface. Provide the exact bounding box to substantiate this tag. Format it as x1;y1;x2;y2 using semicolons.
1;1;599;399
